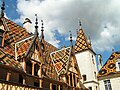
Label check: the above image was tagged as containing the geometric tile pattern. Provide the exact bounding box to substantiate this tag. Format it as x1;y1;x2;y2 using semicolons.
50;47;71;76
3;18;30;47
1;18;32;58
17;38;33;58
0;17;32;70
98;51;120;77
74;28;92;53
0;49;22;70
44;41;58;79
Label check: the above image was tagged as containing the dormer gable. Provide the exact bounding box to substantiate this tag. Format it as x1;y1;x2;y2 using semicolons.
0;19;5;47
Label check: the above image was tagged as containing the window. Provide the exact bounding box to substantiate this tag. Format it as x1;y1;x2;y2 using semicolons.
88;87;92;90
116;58;120;71
82;75;87;81
0;29;4;47
118;62;120;71
94;72;96;79
92;55;94;64
104;80;112;90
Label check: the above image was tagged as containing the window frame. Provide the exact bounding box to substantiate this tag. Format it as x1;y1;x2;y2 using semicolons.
116;58;120;71
104;80;112;90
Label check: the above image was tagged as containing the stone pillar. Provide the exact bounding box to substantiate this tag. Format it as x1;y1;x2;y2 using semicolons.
32;61;35;76
23;76;26;85
23;59;26;73
50;83;52;90
72;73;74;87
68;74;71;86
75;75;77;87
58;85;61;90
39;64;43;88
72;73;75;90
77;78;80;88
39;79;43;88
6;71;11;81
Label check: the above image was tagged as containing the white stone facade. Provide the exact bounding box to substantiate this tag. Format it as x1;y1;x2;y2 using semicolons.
99;76;120;90
75;50;99;90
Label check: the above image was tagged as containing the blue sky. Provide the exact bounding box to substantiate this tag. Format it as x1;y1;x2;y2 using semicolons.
1;0;120;65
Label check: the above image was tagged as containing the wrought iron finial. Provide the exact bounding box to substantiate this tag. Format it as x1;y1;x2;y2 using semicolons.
1;0;5;18
69;31;73;47
34;14;39;35
41;20;44;38
79;20;82;29
41;20;44;32
76;29;78;35
78;18;82;29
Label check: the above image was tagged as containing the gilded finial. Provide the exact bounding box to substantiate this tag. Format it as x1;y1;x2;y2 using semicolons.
34;14;39;35
1;0;5;18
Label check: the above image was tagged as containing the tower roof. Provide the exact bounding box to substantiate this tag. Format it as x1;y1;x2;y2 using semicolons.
98;51;120;78
74;28;92;53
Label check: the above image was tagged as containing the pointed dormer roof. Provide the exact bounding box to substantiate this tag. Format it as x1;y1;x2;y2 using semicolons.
74;22;93;53
98;51;120;78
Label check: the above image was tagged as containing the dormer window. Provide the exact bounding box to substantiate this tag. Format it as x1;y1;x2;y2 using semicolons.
116;58;120;71
0;20;5;47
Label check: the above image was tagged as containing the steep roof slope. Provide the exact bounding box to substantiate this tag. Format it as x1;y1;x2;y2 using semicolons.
74;28;92;53
98;51;120;78
50;47;72;76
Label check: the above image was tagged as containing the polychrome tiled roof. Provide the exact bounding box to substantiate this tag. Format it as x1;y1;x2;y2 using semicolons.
98;51;120;78
74;28;92;53
44;41;59;79
0;49;22;70
50;47;71;76
1;17;32;58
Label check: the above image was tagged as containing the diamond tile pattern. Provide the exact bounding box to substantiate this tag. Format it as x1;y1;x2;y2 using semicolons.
44;41;58;79
1;18;32;58
74;28;92;53
0;49;22;69
50;47;71;75
98;51;120;77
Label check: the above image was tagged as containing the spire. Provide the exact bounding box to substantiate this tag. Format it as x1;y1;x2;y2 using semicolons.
87;35;91;46
34;14;39;35
76;29;78;35
79;19;82;29
1;0;5;18
41;20;44;38
69;31;73;47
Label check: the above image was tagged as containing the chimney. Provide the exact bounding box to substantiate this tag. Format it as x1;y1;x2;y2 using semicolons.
23;18;32;33
98;54;103;70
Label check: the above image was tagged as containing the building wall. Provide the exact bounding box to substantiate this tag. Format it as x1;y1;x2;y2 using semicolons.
75;50;98;90
99;76;120;90
0;68;7;80
10;72;19;83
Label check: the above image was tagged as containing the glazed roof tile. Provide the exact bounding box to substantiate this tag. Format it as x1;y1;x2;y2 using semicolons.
0;49;22;70
1;17;32;58
50;47;71;76
98;51;120;78
74;28;92;53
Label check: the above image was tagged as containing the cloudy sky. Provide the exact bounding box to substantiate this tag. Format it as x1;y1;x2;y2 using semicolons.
1;0;120;64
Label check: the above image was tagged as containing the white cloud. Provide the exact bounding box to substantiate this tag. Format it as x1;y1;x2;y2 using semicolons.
16;0;120;51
